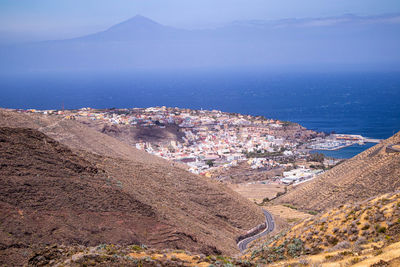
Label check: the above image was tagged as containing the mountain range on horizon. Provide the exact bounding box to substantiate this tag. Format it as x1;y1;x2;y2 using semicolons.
1;13;400;71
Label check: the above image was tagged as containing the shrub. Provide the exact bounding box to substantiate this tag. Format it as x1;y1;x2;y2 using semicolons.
129;245;143;252
298;258;309;265
361;224;370;230
354;237;367;246
349;235;357;242
287;238;304;258
326;235;339;245
339;251;354;256
350;257;362;264
324;253;344;262
373;249;383;256
283;204;298;210
333;241;351;250
376;225;387;234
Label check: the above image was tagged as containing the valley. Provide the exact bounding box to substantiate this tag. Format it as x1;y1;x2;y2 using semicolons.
0;107;399;266
0;109;265;265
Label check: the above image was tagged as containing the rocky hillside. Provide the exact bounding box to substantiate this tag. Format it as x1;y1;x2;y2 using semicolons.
0;109;167;164
0;127;161;265
24;244;253;266
277;131;400;211
14;191;400;266
249;191;400;266
0;110;265;266
82;118;185;147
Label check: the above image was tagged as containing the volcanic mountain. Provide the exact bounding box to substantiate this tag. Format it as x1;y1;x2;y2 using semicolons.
76;15;183;42
0;109;265;265
277;131;400;211
1;14;399;70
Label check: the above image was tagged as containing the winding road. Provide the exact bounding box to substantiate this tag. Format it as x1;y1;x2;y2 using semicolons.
237;209;275;252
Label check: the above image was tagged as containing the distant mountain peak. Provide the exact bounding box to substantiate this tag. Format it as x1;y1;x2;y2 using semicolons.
131;14;150;20
127;14;159;24
71;14;178;42
107;15;162;32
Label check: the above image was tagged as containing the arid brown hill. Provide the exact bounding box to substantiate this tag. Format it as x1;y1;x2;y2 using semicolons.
0;127;159;265
251;191;400;266
277;131;400;211
0;110;265;266
81;118;185;147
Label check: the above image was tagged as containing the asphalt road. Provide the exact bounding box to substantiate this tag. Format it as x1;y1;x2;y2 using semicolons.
237;209;275;252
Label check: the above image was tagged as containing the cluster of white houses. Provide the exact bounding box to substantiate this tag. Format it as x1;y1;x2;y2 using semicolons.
23;107;325;183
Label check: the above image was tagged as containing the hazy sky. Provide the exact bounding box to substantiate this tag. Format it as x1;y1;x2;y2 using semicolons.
1;0;400;40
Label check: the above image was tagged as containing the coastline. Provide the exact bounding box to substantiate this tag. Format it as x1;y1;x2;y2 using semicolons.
0;71;398;142
311;142;376;159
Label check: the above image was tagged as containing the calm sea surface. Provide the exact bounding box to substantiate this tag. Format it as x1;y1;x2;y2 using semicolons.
1;70;399;158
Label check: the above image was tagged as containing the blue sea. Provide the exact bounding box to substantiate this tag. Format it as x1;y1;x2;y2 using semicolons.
1;70;399;158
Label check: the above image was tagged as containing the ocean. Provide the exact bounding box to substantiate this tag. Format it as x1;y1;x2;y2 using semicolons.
1;70;399;158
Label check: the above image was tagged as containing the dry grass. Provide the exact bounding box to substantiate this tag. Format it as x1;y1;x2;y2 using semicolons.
229;183;285;203
268;240;400;267
267;205;312;224
128;251;210;266
248;191;400;266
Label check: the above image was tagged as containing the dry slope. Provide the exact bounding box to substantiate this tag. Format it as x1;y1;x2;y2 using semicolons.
0;127;161;265
0;110;265;265
249;191;400;266
277;131;400;211
18;192;400;267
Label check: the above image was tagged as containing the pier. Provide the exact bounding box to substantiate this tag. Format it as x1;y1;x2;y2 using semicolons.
363;138;381;143
309;134;382;151
335;134;382;143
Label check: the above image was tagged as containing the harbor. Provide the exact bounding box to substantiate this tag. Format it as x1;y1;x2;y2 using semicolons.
308;134;381;151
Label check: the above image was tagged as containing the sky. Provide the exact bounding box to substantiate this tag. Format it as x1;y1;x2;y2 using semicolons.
0;0;400;41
